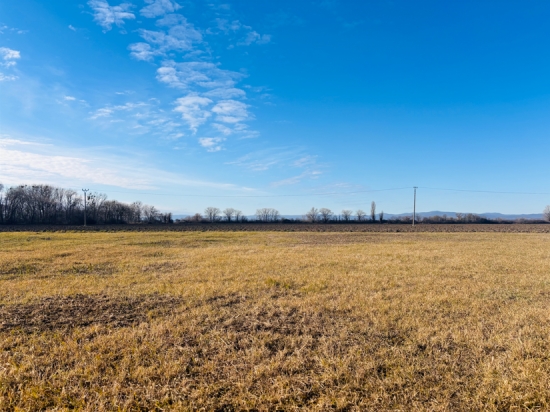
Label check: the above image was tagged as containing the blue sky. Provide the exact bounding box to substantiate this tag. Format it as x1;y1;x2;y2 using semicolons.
1;0;549;215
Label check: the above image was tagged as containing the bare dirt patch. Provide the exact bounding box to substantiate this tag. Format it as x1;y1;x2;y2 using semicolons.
0;294;183;332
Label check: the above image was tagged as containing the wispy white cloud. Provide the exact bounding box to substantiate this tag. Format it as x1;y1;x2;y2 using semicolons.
227;148;320;174
113;102;148;110
0;73;18;82
212;123;233;136
64;95;76;101
87;100;188;139
137;24;201;52
238;31;271;46
0;25;28;35
128;42;158;61
270;170;322;187
156;13;186;26
293;155;317;168
214;18;244;33
212;18;271;46
211;123;258;139
211;100;249;124
227;148;299;171
140;0;181;18
156;60;244;90
0;136;51;147
90;107;114;119
173;94;212;132
89;102;149;120
0;47;21;61
129;18;201;60
88;0;135;31
0;47;21;80
203;87;246;99
198;137;224;152
68;25;77;31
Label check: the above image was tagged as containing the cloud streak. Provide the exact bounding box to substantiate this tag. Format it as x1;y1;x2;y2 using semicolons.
0;136;253;192
0;137;150;189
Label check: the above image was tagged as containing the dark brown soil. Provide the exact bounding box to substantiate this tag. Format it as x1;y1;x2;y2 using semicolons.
0;294;183;332
0;223;548;232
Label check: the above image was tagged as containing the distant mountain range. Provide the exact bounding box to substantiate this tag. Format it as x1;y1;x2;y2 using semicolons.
173;211;544;220
384;211;544;220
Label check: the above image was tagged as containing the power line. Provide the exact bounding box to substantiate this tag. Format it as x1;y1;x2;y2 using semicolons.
413;187;417;226
419;187;550;195
88;186;550;199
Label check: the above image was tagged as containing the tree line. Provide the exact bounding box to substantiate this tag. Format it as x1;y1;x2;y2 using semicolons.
1;183;548;225
179;203;383;223
0;184;172;225
185;202;550;224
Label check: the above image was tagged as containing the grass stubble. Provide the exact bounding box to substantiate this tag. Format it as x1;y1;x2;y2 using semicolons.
0;231;549;411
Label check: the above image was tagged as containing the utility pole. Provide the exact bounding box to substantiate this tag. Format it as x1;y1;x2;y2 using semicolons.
413;187;418;226
82;189;89;226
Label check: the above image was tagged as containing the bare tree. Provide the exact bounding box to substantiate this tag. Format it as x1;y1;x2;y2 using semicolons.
341;209;352;221
305;207;319;223
184;213;203;222
131;201;143;223
379;210;384;222
356;209;366;222
370;201;376;221
234;209;243;222
319;208;333;223
544;205;550;222
256;208;280;222
204;207;221;222
223;207;235;222
88;192;107;223
269;208;280;222
143;205;159;223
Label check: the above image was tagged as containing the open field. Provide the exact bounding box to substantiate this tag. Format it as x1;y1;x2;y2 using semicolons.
1;231;550;410
0;223;549;233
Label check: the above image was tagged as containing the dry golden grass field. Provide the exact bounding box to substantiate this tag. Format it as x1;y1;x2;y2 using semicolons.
1;230;550;411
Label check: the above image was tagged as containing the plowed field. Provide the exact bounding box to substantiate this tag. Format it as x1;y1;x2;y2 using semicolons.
0;223;548;232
